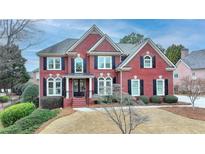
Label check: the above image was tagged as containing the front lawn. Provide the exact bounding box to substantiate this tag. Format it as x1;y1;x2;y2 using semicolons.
39;108;205;134
162;107;205;121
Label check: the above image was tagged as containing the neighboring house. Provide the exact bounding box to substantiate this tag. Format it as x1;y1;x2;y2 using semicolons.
174;48;205;91
29;68;40;85
37;25;175;107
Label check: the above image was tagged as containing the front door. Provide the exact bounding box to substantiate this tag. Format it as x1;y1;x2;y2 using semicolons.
73;79;86;97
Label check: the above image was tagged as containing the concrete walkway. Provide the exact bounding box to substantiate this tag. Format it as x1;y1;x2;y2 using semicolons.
74;104;191;112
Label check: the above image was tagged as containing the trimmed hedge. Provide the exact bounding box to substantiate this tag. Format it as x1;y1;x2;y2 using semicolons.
0;109;59;134
0;103;35;127
0;96;10;103
139;96;149;104
40;96;63;109
21;84;39;103
164;95;178;103
150;96;161;103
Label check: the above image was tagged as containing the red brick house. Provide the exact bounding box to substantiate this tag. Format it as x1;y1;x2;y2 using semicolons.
37;25;175;107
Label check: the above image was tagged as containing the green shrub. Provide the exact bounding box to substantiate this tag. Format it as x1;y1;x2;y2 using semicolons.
150;96;161;103
40;96;63;109
0;109;59;134
0;96;10;103
139;96;149;104
21;84;39;103
0;103;35;127
164;95;178;103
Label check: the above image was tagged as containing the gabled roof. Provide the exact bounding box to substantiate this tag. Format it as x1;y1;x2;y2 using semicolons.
88;34;124;54
180;49;205;69
117;38;176;69
66;25;104;52
37;38;78;56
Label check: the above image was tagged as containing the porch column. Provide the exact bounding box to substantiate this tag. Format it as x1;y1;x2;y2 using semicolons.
66;77;69;98
89;77;92;98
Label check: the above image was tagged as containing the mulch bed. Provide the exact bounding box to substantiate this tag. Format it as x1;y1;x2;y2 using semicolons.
88;101;189;108
161;107;205;121
35;107;75;133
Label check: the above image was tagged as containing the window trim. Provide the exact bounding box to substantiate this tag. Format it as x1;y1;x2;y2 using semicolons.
97;77;113;96
131;79;140;96
143;55;152;68
47;77;62;96
156;79;165;96
47;57;62;70
97;56;112;69
74;57;84;73
174;72;179;79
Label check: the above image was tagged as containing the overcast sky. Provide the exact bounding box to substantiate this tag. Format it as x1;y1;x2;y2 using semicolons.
23;19;205;72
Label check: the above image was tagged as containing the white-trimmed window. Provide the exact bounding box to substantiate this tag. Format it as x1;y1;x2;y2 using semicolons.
98;56;112;69
47;57;61;70
174;72;179;78
156;79;164;96
47;77;62;96
131;79;140;96
144;55;152;68
75;57;83;73
98;77;112;95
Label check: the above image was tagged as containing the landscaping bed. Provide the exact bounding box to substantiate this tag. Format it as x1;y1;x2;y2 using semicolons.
89;101;189;108
161;107;205;121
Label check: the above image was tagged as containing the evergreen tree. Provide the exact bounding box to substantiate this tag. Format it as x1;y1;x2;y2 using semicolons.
0;45;30;91
165;44;184;64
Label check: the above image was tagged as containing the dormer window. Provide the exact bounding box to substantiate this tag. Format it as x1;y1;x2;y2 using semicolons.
144;55;152;68
75;57;83;73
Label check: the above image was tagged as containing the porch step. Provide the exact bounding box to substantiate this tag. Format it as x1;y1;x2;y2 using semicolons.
72;98;87;107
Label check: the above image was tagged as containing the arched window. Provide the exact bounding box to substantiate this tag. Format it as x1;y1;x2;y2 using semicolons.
105;77;112;95
55;78;62;95
98;77;112;95
47;77;62;96
75;57;83;73
98;77;105;95
47;78;54;96
144;55;152;68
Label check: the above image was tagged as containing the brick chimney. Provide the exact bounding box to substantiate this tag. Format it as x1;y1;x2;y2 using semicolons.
181;48;189;59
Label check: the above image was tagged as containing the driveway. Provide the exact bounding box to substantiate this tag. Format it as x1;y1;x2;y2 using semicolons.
176;95;205;108
39;108;205;134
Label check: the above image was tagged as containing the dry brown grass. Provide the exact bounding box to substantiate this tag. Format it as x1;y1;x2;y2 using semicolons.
39;108;205;134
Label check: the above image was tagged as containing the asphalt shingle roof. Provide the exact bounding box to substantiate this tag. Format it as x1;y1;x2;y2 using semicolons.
37;37;142;56
183;49;205;69
37;38;78;55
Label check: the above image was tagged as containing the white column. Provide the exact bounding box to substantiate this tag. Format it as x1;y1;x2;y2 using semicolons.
66;77;69;98
89;78;92;98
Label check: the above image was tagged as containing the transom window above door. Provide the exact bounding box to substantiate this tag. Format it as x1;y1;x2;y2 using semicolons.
75;57;83;73
47;57;61;70
98;56;112;69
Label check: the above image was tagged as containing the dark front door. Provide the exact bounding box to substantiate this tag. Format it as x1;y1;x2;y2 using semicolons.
73;79;86;97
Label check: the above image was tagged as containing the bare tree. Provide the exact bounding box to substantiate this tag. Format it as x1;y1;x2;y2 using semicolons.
181;76;205;109
0;19;42;49
97;85;148;134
